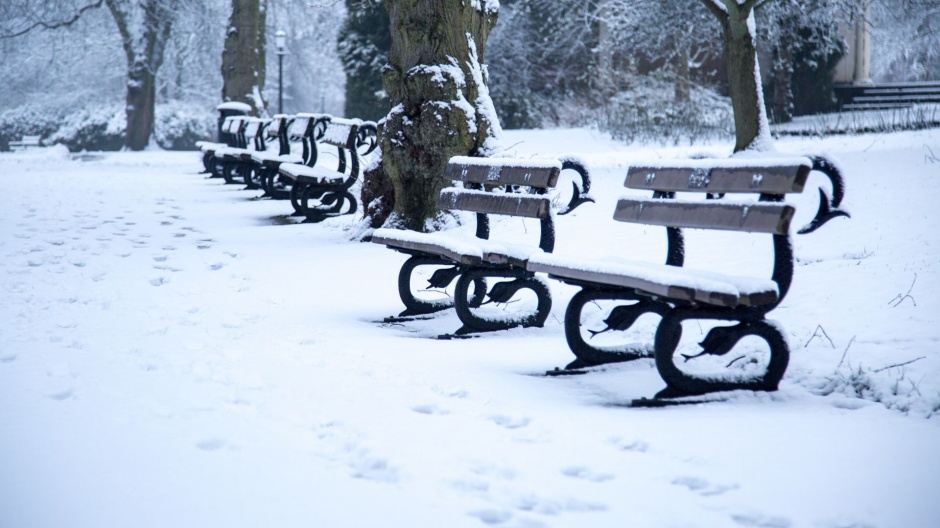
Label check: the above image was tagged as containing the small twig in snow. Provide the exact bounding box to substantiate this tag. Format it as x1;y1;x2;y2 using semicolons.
804;325;835;349
726;355;746;368
836;335;856;370
925;144;939;164
873;356;926;373
889;273;917;307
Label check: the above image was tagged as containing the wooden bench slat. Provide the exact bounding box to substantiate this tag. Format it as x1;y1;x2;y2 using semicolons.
625;159;811;194
446;157;562;188
527;254;780;308
371;228;484;266
319;118;359;149
438;188;551;219
613;197;795;234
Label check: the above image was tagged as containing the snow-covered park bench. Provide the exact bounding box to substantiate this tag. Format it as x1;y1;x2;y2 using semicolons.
371;156;593;335
216;117;270;188
197;115;247;177
246;114;298;196
255;113;329;201
527;156;850;399
277;116;377;222
9;135;42;150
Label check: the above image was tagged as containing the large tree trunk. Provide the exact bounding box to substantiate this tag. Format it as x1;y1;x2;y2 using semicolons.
221;0;267;115
125;62;157;150
105;0;175;151
363;0;501;232
700;0;773;152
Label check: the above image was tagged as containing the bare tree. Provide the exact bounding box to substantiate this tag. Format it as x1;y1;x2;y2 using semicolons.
105;0;178;150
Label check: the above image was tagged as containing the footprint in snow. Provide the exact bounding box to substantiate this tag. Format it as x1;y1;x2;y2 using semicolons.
150;276;169;286
0;355;16;363
672;476;738;497
467;509;513;525
411;403;449;415
610;437;649;452
153;255;168;262
48;389;75;401
561;466;614;482
731;512;792;528
209;262;225;271
196;438;226;451
488;415;530;429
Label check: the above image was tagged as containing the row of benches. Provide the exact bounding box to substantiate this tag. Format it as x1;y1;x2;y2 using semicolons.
369;154;850;400
197;113;377;222
192;116;850;401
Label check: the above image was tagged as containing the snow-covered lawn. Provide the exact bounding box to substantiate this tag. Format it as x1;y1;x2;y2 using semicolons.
1;128;938;528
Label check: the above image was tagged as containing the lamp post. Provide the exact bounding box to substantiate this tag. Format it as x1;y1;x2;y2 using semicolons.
275;30;287;114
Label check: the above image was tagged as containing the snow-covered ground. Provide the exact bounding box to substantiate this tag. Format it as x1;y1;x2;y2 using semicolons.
1;128;938;528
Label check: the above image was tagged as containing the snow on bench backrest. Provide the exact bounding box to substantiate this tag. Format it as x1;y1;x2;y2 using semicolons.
625;157;812;195
242;118;265;138
319;117;361;149
266;115;289;138
446;156;563;189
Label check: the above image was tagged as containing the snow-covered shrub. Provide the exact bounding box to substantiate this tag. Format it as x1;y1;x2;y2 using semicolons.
154;102;215;150
595;76;734;145
46;104;126;152
812;361;938;418
0;105;64;151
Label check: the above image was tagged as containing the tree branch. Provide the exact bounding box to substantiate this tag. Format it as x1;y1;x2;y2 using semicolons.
0;0;104;40
699;0;728;20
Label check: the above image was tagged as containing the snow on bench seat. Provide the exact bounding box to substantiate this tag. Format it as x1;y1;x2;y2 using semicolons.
527;253;779;308
250;151;302;165
278;163;345;185
372;228;547;268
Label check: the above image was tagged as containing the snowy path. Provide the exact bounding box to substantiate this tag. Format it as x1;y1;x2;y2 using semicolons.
1;131;938;528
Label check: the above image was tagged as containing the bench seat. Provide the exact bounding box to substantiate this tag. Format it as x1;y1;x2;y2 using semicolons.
527;253;779;308
373;228;546;268
251;151;303;165
196;140;225;152
278;163;345;185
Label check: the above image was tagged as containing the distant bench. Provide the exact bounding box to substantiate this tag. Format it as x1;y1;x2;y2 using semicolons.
371;155;592;335
277;117;377;222
9;135;42;150
528;155;849;399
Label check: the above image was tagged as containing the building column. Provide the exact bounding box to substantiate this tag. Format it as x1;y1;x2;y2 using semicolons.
853;2;873;86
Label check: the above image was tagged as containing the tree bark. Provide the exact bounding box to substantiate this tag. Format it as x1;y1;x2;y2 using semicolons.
364;0;501;231
221;0;267;115
105;0;176;151
700;0;773;152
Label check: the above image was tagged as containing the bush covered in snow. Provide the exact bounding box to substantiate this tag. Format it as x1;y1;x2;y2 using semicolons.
154;102;216;151
0;102;216;152
595;76;735;146
46;105;126;152
0;105;64;152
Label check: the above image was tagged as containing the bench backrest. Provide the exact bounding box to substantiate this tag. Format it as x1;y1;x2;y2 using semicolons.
437;156;587;253
619;157;815;310
285;114;330;165
441;157;561;220
265;115;291;155
318;117;361;150
242;117;268;150
619;158;812;235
